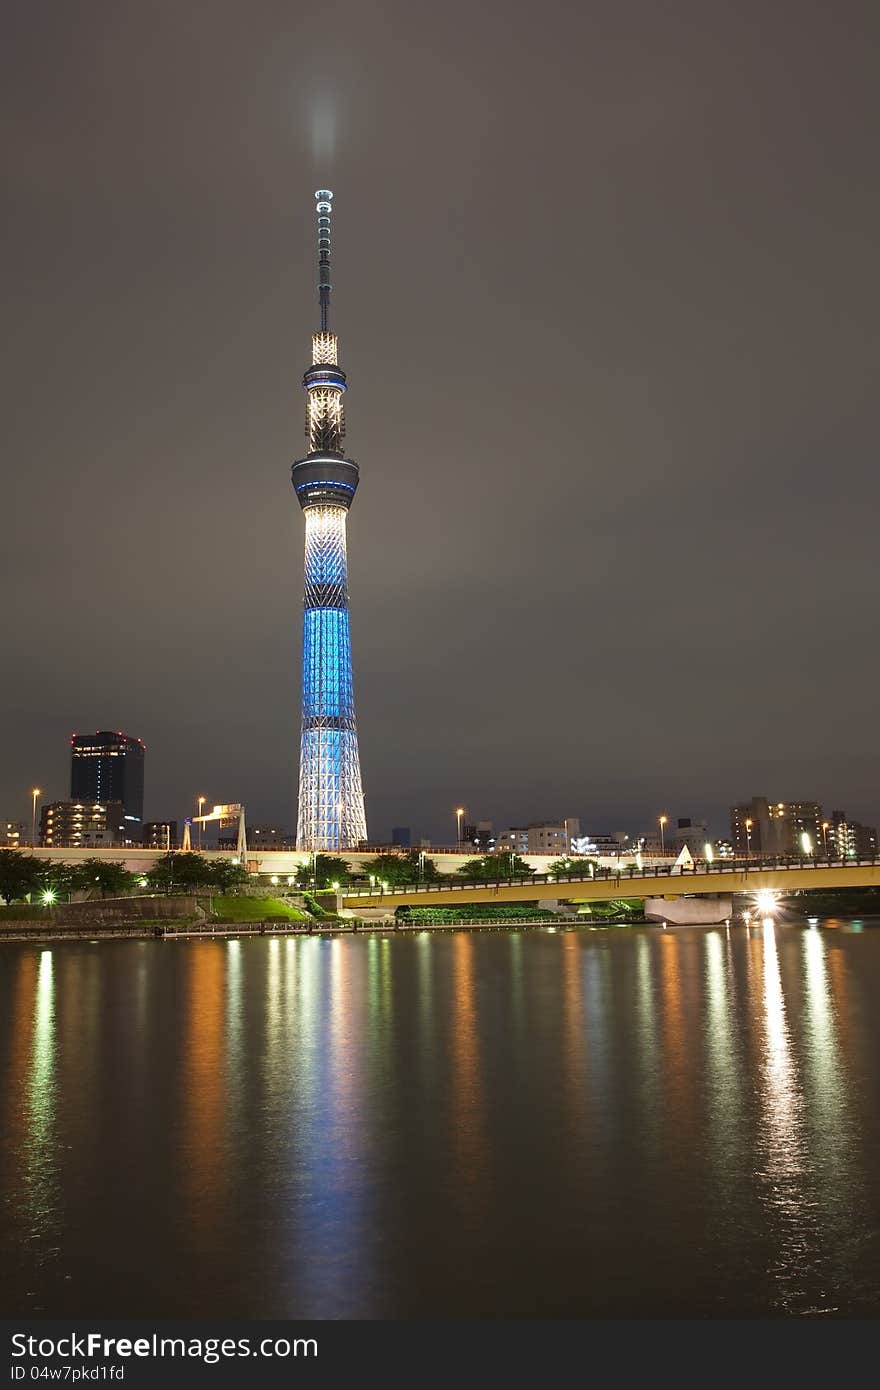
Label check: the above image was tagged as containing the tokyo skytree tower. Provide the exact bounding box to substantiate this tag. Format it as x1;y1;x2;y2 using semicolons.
292;190;367;851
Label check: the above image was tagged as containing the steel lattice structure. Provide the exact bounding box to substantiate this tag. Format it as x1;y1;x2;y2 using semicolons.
292;191;367;851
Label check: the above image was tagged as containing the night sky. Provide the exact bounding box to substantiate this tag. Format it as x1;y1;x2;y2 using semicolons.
3;0;879;843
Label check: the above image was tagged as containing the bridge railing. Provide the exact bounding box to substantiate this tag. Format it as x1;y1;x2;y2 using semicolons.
341;854;880;897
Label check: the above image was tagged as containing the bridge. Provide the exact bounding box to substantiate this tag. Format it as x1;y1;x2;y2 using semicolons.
336;856;880;911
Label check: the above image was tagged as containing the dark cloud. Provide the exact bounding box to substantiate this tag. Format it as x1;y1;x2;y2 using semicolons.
3;0;879;841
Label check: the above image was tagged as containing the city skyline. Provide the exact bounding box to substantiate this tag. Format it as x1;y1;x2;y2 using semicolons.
7;719;878;852
2;1;879;844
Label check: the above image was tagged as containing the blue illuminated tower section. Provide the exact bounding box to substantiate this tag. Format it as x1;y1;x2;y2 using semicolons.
292;190;368;850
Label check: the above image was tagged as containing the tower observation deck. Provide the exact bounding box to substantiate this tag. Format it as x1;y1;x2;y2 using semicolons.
292;190;368;851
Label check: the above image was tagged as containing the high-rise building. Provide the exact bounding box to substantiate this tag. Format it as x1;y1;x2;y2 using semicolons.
40;800;128;847
70;732;145;831
292;190;367;851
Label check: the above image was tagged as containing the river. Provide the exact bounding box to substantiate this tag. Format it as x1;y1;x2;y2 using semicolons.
2;920;879;1317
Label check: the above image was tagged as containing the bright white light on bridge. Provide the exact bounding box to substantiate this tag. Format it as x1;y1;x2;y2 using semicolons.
704;842;714;862
801;832;813;855
754;889;780;916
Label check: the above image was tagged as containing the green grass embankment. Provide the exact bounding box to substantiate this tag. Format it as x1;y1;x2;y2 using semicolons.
209;896;309;922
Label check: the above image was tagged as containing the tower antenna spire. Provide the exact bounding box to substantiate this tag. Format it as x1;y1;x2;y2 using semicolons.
315;189;333;331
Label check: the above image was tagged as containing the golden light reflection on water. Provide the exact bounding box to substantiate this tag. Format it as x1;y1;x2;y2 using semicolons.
181;944;225;1223
416;932;436;1091
450;933;488;1201
560;932;588;1140
657;932;691;1141
634;933;659;1126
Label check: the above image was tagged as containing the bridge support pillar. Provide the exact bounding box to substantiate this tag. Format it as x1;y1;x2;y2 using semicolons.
644;897;732;925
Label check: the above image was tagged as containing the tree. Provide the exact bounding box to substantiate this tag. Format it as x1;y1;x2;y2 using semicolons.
40;861;81;900
548;857;600;879
146;854;177;895
206;860;249;892
0;850;47;905
299;854;353;889
72;858;137;899
360;851;441;887
146;853;217;894
456;854;535;881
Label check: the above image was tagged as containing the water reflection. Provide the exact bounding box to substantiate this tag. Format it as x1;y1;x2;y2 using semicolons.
0;926;877;1318
180;944;226;1236
755;922;812;1310
450;933;489;1209
704;930;745;1185
26;952;58;1240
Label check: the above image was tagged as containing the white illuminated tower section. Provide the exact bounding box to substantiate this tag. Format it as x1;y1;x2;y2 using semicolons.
292;190;367;850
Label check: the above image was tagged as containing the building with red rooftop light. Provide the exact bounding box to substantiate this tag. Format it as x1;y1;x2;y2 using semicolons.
70;731;145;832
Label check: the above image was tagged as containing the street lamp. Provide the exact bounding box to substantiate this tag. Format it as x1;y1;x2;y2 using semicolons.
658;815;667;857
744;818;753;859
821;821;829;856
31;788;41;848
455;807;464;850
197;796;206;850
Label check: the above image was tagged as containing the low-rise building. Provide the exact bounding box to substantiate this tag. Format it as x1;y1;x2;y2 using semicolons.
3;821;25;848
495;827;529;856
218;824;296;850
143;821;178;850
40;800;130;847
829;811;878;859
461;820;495;852
496;819;581;858
731;797;823;856
669;817;710;858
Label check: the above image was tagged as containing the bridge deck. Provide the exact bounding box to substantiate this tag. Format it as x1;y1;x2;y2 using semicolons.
340;859;880;910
